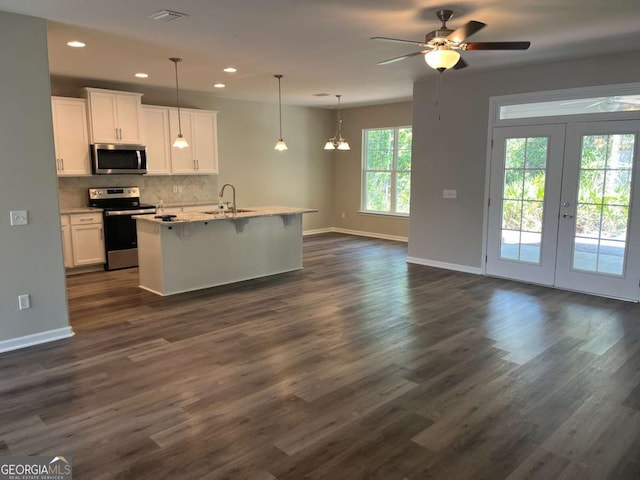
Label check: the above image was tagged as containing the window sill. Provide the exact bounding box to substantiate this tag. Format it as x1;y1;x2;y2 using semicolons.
357;210;409;219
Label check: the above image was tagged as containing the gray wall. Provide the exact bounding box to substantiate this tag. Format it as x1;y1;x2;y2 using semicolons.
409;50;640;268
51;78;335;231
330;101;413;238
0;12;70;343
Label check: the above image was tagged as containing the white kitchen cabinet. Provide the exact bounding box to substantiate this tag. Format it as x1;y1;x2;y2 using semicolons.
51;97;91;176
85;88;143;144
60;215;74;268
69;213;105;266
169;108;218;174
141;106;172;175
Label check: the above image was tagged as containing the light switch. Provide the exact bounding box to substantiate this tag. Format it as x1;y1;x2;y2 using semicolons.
10;210;28;226
443;189;457;199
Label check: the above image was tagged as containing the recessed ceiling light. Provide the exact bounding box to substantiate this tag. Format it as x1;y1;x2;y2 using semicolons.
67;41;85;48
135;73;149;78
223;67;237;73
214;83;226;88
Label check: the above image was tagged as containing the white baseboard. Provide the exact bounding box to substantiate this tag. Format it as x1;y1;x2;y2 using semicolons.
303;228;334;236
406;256;482;275
0;326;74;354
331;228;408;243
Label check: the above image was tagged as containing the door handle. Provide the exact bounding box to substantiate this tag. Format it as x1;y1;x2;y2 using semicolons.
562;213;574;219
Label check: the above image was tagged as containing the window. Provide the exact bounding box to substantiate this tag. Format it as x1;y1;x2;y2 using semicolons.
361;127;412;215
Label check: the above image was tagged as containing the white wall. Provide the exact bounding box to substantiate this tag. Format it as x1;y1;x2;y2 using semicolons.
0;12;71;348
409;50;640;269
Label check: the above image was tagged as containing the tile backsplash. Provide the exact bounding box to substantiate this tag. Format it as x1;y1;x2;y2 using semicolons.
58;175;219;208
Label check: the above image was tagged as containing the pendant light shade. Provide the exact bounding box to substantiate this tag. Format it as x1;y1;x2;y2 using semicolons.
170;57;189;149
274;74;288;151
324;94;350;151
425;48;460;73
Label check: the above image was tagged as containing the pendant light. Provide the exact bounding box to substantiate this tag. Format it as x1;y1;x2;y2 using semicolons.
274;74;288;151
324;94;350;151
170;57;189;149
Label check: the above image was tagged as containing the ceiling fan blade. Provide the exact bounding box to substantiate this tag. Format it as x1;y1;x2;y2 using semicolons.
463;41;531;50
448;21;486;43
453;57;468;70
370;36;424;46
377;50;427;65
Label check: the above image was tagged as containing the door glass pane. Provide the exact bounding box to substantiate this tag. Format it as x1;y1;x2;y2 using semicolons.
572;133;635;276
500;137;548;264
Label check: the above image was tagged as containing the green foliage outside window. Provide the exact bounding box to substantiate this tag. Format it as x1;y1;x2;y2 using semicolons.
363;127;412;214
501;134;634;240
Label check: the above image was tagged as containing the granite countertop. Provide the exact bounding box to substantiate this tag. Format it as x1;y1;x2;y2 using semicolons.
160;200;220;208
60;207;103;214
135;206;317;225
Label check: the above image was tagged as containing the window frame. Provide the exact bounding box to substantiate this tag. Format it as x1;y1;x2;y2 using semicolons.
360;126;412;217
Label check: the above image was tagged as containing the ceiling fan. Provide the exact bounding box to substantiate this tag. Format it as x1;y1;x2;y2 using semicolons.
371;10;531;73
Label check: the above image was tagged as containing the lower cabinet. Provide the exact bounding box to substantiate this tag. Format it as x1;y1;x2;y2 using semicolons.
61;216;74;268
61;213;106;269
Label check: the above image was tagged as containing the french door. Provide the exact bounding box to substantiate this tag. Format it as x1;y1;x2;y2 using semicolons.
486;120;640;300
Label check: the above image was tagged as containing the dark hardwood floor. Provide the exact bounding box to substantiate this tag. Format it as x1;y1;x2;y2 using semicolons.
1;233;640;479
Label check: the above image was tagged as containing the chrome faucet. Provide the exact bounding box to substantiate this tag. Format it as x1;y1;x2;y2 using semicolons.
219;183;236;214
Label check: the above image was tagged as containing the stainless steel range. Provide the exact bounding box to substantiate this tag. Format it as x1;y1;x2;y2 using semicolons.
88;187;156;270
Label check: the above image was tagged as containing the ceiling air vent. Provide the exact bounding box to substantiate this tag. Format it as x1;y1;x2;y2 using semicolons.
148;10;189;22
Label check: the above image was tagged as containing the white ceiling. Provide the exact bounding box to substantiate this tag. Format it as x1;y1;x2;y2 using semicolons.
1;0;640;107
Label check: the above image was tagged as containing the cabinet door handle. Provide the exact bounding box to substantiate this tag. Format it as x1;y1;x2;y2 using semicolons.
61;158;64;171
56;158;60;171
193;159;196;169
80;218;93;222
100;227;103;240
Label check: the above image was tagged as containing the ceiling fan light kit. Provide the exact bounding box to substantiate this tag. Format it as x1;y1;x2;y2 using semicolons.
372;9;530;73
324;94;350;151
425;48;460;72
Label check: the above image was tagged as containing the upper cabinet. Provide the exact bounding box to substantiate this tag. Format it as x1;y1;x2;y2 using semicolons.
169;108;218;174
51;96;91;176
84;88;143;144
141;106;172;175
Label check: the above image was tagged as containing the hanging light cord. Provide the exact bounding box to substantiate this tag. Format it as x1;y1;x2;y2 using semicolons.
277;75;284;140
172;58;184;135
336;95;343;142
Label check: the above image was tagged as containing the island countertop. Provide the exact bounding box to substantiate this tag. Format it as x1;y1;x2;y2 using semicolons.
134;205;317;225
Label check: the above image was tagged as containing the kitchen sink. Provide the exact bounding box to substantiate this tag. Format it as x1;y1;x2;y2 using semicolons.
202;208;256;215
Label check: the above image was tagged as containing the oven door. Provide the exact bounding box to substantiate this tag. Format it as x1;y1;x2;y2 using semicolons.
103;208;155;269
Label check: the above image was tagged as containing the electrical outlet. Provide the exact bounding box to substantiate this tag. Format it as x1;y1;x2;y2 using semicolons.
18;294;30;310
178;185;184;193
10;210;28;226
341;212;346;219
443;189;457;199
172;185;178;193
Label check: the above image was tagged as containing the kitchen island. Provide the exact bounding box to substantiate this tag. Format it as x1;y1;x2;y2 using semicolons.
135;206;317;296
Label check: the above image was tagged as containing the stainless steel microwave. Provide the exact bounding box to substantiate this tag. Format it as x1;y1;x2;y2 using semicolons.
91;144;147;175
